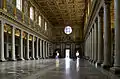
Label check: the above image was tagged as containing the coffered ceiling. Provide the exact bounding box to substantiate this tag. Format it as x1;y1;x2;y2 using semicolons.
34;0;86;26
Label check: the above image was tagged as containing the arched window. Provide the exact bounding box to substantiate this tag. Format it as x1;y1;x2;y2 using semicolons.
39;16;41;27
45;21;47;30
30;7;34;20
16;0;22;11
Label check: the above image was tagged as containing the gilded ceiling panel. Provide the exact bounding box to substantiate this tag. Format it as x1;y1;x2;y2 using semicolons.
35;0;86;26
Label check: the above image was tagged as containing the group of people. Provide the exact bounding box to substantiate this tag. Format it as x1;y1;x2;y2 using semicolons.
55;50;79;59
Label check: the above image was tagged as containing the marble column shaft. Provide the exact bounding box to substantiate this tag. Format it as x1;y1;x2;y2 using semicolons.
111;0;120;71
87;37;89;57
48;43;49;57
94;22;98;62
93;24;96;62
85;39;88;56
103;1;111;66
32;36;35;59
26;33;29;60
40;39;42;58
90;32;92;59
92;28;94;61
97;14;104;64
43;40;45;58
36;37;39;59
20;30;24;60
46;42;48;57
12;26;16;60
88;34;90;58
0;21;5;61
44;41;46;58
87;36;89;57
6;33;9;58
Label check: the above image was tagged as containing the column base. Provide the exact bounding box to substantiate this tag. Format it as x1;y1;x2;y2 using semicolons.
10;59;16;61
110;67;120;74
35;58;39;60
102;64;111;70
93;61;96;64
31;58;35;60
25;58;30;60
0;58;6;62
97;62;102;66
91;59;94;63
84;56;89;60
89;59;92;62
17;58;24;61
97;61;103;66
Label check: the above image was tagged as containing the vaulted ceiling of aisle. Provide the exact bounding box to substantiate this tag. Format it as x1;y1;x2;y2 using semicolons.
35;0;86;26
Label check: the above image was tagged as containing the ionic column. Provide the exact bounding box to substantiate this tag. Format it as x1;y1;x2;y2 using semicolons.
0;21;5;61
26;33;29;60
6;33;9;59
93;24;96;62
97;13;104;65
11;26;16;60
111;0;120;73
94;21;98;62
102;1;111;68
46;42;48;57
88;34;90;58
32;35;35;59
92;27;94;61
88;32;90;59
48;43;49;57
44;41;46;58
6;42;9;59
36;37;39;59
40;39;42;58
85;38;87;57
43;40;45;59
86;36;88;58
85;37;89;57
86;37;87;57
87;37;88;58
90;31;92;60
20;30;24;60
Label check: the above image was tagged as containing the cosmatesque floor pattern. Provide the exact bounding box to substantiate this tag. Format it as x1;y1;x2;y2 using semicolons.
0;58;120;79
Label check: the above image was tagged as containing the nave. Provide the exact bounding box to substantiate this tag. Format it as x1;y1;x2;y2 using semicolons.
0;59;119;79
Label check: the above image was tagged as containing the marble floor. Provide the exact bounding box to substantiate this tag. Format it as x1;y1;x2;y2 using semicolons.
0;58;120;79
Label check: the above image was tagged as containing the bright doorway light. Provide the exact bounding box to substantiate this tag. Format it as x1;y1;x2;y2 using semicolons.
65;49;70;58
